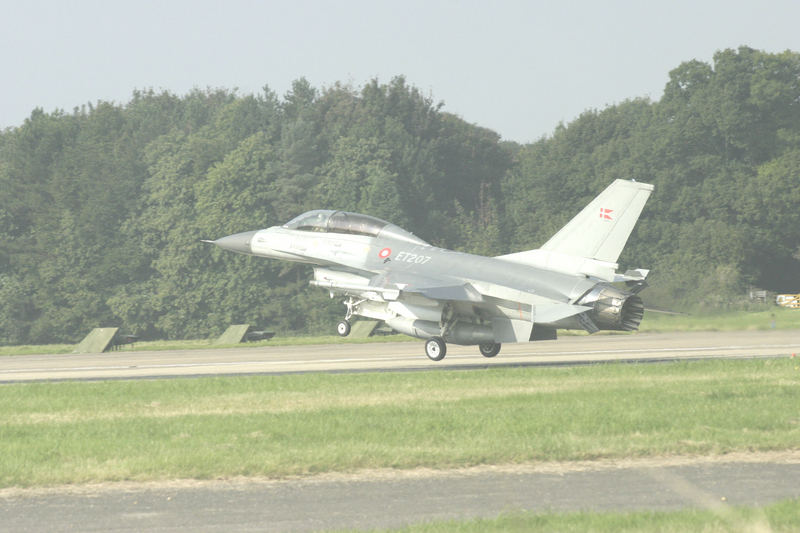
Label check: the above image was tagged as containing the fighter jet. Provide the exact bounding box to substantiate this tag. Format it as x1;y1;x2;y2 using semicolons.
206;179;653;361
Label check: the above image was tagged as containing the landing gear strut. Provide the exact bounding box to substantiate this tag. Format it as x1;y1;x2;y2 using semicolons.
424;337;447;361
479;342;501;358
337;296;364;337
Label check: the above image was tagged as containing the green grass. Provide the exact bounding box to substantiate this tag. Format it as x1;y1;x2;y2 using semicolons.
146;333;415;350
343;498;800;533
639;306;800;332
0;343;78;356
1;358;798;488
0;333;414;356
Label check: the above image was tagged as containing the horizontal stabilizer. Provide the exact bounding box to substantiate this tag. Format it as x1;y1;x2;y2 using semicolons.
615;268;650;282
534;303;591;324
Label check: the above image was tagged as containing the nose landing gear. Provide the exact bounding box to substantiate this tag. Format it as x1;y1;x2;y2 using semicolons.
337;296;365;337
336;320;351;337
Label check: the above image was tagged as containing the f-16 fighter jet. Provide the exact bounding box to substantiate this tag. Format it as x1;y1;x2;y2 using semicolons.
206;179;653;361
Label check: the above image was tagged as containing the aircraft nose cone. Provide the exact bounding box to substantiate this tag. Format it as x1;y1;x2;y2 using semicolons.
211;230;257;254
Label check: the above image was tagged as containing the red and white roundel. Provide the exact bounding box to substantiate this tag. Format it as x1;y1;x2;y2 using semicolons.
378;247;392;259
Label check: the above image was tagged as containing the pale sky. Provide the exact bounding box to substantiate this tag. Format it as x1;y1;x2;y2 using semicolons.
2;0;799;143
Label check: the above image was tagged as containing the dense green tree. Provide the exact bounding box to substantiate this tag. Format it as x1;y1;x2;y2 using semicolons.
2;47;800;344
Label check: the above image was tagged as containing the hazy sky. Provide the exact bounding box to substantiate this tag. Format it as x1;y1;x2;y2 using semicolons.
2;0;800;143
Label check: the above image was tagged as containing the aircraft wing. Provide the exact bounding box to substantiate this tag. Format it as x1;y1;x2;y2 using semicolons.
372;272;591;327
312;267;589;323
368;272;484;302
310;268;483;302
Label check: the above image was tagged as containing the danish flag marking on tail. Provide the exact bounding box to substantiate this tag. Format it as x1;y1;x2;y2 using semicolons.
599;208;614;220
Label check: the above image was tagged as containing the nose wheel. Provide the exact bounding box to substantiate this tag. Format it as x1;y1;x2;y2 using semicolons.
424;337;447;361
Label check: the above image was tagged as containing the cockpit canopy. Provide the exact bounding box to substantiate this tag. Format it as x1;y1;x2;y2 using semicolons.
282;210;429;246
284;210;384;237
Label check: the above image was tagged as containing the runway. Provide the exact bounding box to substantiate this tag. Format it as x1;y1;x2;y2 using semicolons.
1;329;799;383
3;454;800;532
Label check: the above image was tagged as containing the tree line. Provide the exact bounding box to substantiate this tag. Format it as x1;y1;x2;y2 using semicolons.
1;46;798;344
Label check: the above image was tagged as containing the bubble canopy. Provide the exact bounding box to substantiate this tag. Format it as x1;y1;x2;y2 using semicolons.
282;210;428;245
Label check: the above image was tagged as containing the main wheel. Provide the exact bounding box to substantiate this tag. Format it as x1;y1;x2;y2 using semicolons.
479;342;501;358
424;337;447;361
336;320;351;337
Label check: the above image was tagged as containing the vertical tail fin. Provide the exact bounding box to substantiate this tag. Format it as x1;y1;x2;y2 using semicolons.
541;179;653;263
496;179;653;281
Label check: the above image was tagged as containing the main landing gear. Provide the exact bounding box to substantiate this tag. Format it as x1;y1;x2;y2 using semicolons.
423;338;502;361
479;342;501;358
424;337;446;361
336;320;351;337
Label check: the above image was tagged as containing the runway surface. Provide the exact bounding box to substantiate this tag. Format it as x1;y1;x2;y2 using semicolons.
1;329;798;382
3;455;800;532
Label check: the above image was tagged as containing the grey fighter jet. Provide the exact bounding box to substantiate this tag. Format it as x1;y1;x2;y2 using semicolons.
206;179;653;361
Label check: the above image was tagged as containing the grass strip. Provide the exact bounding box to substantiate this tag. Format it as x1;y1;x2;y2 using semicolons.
342;498;800;533
1;358;799;488
638;306;800;332
0;333;414;356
